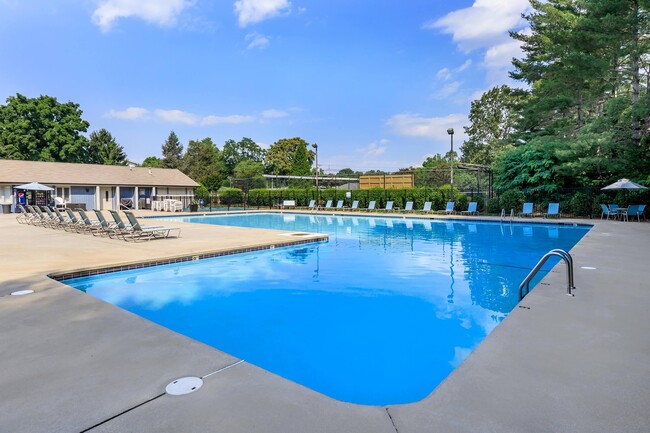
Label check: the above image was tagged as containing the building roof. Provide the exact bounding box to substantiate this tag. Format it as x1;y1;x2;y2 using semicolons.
0;159;198;187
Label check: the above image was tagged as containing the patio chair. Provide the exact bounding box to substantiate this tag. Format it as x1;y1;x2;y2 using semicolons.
319;200;333;210
27;206;50;227
124;211;181;241
441;201;455;214
307;200;316;210
544;203;560;218
402;201;413;212
461;202;478;215
367;201;376;211
422;202;432;213
600;204;619;220
639;204;647;221
621;205;639;222
52;207;76;231
43;207;66;229
518;202;534;217
335;200;344;210
349;200;359;210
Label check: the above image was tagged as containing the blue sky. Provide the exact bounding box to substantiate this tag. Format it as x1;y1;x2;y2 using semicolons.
0;0;530;172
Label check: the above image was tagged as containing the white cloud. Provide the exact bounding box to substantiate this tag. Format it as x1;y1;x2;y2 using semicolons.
261;109;289;118
387;113;466;140
362;140;388;157
435;81;462;99
484;37;525;85
457;59;472;72
155;109;199;125
436;67;452;81
234;0;291;27
424;0;529;51
104;107;149;120
92;0;193;32
245;32;270;50
201;114;256;125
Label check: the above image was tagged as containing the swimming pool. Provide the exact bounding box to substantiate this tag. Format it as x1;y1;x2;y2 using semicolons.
64;213;590;405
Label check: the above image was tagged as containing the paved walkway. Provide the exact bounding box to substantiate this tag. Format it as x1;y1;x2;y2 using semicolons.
0;210;648;432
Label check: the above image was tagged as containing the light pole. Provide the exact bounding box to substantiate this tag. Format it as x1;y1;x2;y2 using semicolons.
312;143;319;204
447;128;454;200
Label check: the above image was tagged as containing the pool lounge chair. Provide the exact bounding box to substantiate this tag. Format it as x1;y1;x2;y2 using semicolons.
124;211;181;241
15;204;33;224
319;200;333;210
421;202;432;213
307;200;316;210
367;201;376;211
93;210;121;237
402;201;413;212
335;200;344;210
461;202;478;215
518;202;534;217
349;200;359;210
440;201;455;214
381;201;394;212
544;203;560;218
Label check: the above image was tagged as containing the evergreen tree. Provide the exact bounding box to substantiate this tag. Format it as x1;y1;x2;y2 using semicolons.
161;131;183;169
87;129;128;165
181;137;223;183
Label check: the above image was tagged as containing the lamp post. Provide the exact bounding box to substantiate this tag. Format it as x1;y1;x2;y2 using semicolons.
312;143;319;204
447;128;454;200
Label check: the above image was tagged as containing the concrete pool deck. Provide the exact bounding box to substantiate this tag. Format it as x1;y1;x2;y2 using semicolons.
0;210;648;432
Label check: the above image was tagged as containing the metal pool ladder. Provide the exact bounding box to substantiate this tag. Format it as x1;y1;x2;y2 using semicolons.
519;249;575;300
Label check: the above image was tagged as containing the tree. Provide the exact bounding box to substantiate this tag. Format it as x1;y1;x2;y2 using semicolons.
0;93;90;162
181;137;223;184
264;137;314;175
222;137;265;176
233;160;266;192
336;168;361;177
86;129;128;165
161;131;183;169
461;85;526;165
142;156;163;168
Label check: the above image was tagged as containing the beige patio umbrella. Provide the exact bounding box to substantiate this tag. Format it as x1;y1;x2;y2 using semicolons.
601;178;648;191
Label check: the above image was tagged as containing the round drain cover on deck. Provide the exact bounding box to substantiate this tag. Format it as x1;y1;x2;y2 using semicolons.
165;377;203;395
11;290;34;296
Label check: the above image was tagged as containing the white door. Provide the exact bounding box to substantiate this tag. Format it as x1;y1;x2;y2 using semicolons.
100;187;113;210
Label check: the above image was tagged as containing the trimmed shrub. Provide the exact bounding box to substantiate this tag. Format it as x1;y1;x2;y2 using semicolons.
569;192;591;216
219;187;243;208
499;190;525;213
487;197;501;214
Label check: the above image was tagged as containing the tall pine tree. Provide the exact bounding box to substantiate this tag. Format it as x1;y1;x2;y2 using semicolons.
161;131;183;169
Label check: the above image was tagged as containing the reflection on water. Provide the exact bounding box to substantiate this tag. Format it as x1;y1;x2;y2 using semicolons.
66;214;589;405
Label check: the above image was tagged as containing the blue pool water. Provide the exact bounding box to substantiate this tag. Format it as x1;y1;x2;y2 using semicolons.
64;214;589;405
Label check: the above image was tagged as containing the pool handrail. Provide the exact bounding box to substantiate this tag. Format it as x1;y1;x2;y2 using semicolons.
519;249;575;300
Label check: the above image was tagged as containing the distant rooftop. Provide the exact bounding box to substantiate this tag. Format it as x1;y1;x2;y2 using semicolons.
0;159;198;187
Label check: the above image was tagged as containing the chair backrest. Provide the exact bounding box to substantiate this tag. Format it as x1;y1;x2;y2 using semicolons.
609;204;619;211
124;211;143;231
600;203;609;213
53;207;66;221
423;202;432;211
467;202;477;212
94;210;111;228
368;201;376;210
325;200;332;208
65;208;78;222
78;209;91;224
639;204;646;214
308;200;315;208
351;200;359;209
404;201;413;211
547;203;559;214
523;202;533;214
446;202;454;212
385;201;393;210
108;210;127;229
626;205;639;215
336;200;344;209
